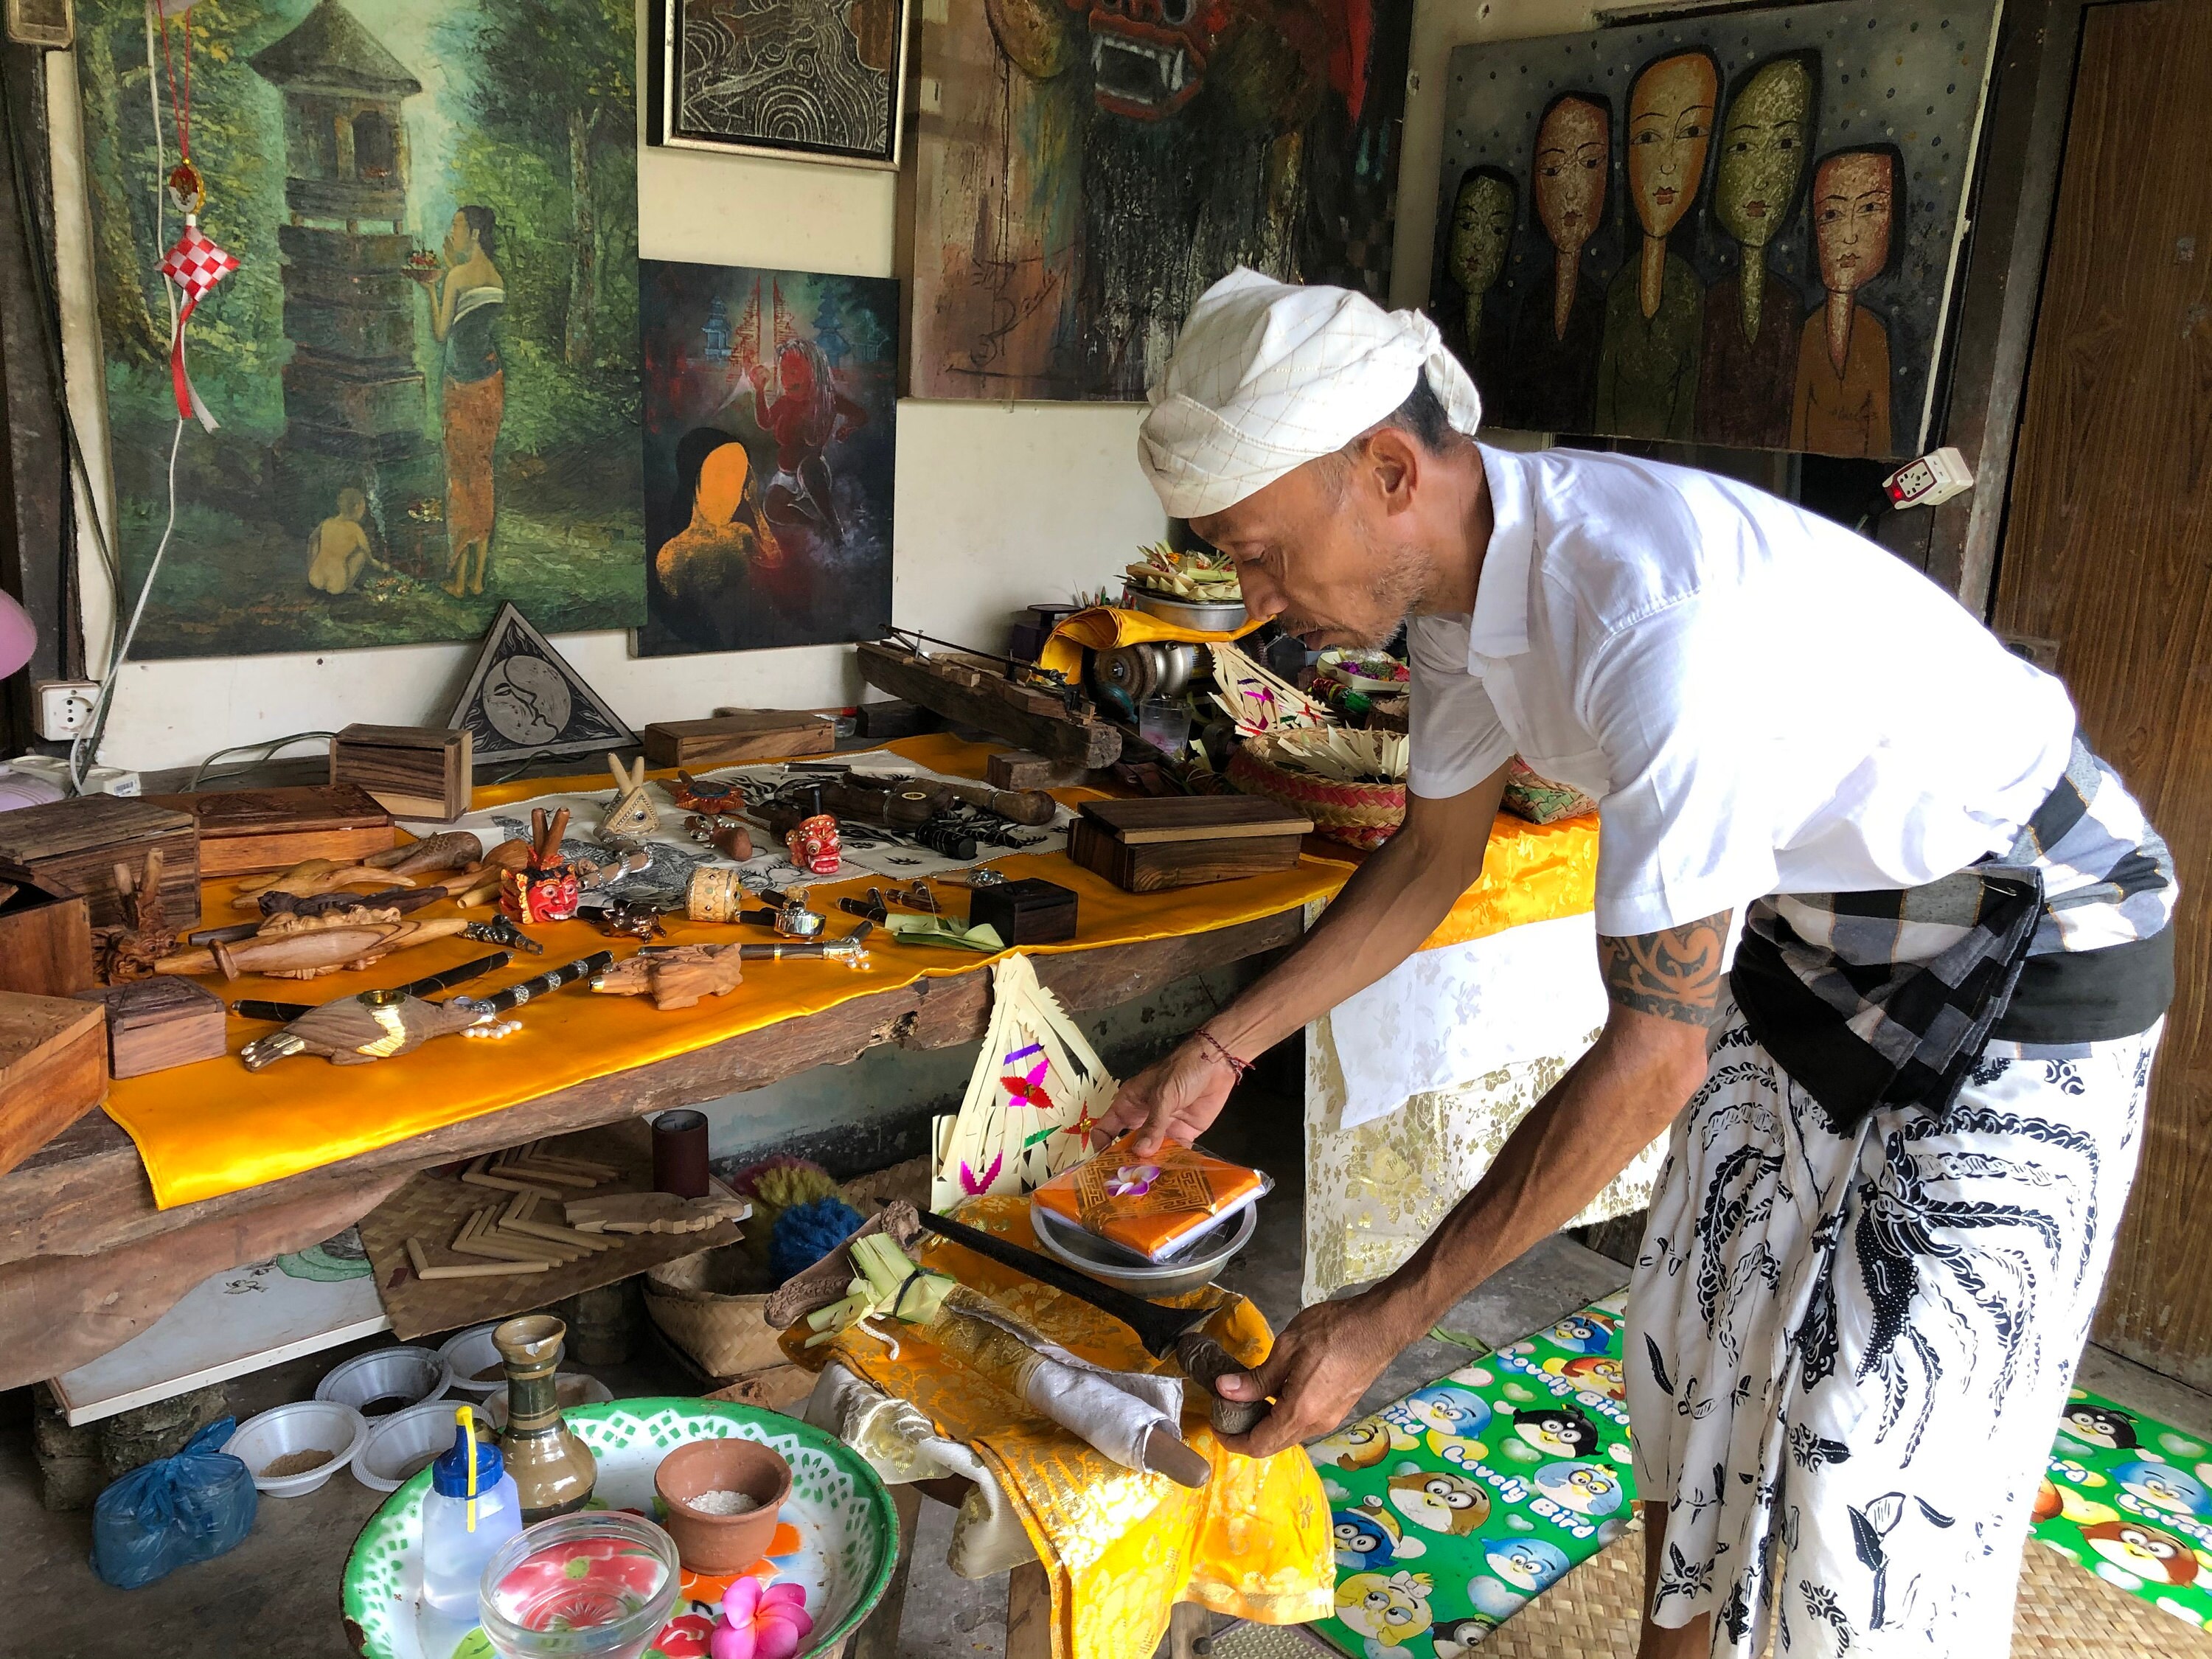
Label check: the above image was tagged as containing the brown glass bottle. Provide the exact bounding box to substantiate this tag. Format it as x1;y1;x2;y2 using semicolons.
493;1314;597;1522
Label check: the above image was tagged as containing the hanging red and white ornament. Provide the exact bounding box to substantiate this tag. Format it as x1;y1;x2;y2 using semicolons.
153;0;237;431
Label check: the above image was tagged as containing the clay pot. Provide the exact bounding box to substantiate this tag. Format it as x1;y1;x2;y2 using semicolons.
653;1438;791;1573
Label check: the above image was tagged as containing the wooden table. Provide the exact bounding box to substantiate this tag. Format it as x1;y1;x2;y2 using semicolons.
0;908;1303;1391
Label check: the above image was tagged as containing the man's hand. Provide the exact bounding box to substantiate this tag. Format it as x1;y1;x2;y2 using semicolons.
1097;1034;1239;1156
1212;1293;1402;1459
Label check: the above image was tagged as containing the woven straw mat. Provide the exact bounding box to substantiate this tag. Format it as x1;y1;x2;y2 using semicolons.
1467;1520;2212;1659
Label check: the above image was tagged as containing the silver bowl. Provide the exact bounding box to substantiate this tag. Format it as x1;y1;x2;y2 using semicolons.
1030;1197;1258;1297
1120;585;1248;633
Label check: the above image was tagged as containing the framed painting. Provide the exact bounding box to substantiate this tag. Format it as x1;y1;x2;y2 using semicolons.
636;260;897;657
904;0;1416;401
647;0;913;170
1427;0;2002;459
72;0;644;661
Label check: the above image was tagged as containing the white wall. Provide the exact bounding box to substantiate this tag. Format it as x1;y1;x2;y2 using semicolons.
57;0;1615;776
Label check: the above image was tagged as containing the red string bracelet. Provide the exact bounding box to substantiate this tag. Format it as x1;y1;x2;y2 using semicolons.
1196;1029;1251;1079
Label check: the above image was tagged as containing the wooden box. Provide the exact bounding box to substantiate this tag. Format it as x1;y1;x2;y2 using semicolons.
967;877;1079;945
331;725;473;821
853;699;934;740
641;711;836;768
0;990;108;1180
143;785;395;878
74;977;228;1079
0;798;201;931
987;748;1084;790
1065;797;1313;893
0;871;94;998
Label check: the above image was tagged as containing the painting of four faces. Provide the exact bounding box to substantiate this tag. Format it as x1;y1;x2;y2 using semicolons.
1430;4;2000;459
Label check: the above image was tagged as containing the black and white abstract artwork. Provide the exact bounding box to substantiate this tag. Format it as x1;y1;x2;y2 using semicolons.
648;0;912;169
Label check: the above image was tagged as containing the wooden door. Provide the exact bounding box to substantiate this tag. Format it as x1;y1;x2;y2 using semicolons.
1994;0;2212;1386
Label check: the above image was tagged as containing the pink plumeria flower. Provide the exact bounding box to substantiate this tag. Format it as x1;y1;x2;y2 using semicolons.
710;1578;814;1659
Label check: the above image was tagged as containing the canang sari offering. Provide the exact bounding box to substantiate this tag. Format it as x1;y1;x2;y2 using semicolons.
1031;1136;1271;1263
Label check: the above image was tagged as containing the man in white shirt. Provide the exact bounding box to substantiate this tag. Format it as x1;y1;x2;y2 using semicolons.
1105;269;2174;1659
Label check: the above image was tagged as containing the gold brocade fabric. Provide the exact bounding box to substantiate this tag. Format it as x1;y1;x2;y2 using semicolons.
788;1199;1334;1659
102;734;1598;1211
1302;1029;1664;1303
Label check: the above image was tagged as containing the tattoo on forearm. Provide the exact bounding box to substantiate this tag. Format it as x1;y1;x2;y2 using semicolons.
1599;911;1732;1028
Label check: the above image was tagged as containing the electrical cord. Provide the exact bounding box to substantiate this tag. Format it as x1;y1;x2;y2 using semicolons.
187;729;338;793
68;7;188;792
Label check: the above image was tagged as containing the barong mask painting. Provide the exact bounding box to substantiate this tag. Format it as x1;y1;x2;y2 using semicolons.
75;0;643;658
905;0;1416;401
1427;0;1997;457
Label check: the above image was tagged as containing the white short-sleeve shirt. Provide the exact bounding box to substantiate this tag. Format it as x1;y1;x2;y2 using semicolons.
1408;447;2079;939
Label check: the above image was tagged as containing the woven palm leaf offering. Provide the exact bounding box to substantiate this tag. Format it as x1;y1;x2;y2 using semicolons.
1228;728;1410;849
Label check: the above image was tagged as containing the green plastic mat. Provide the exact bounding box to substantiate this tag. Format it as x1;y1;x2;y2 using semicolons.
2034;1385;2212;1634
1307;1292;1637;1658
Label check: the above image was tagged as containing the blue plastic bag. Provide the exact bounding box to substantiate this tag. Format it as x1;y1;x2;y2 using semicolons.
91;1417;258;1589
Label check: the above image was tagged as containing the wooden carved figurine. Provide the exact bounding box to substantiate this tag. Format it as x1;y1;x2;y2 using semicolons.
601;755;660;841
99;849;179;984
366;831;484;880
232;858;418;911
237;987;512;1070
154;912;476;980
589;944;743;1010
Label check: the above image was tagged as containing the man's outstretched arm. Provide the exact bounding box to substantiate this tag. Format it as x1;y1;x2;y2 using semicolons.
1214;910;1733;1457
1102;762;1511;1154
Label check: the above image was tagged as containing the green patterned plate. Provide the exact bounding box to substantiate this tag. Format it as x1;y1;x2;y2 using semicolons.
341;1397;897;1659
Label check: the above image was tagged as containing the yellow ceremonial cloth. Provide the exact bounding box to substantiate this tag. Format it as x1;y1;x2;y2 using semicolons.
100;735;1596;1210
789;1198;1333;1659
1302;806;1600;950
1034;605;1262;683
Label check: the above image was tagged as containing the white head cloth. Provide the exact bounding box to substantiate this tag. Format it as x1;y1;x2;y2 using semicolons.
1136;266;1484;521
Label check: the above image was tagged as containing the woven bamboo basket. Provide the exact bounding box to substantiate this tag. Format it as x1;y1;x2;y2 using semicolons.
1227;734;1405;849
644;1243;786;1382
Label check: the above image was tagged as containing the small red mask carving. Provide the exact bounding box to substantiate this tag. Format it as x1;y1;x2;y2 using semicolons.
502;863;581;925
786;814;841;876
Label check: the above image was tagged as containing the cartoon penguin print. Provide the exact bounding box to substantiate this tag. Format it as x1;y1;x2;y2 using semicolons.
1549;1311;1619;1357
1484;1535;1573;1593
1513;1405;1601;1459
1333;1498;1425;1571
2064;1400;2140;1451
2080;1518;2201;1587
1386;1470;1494;1537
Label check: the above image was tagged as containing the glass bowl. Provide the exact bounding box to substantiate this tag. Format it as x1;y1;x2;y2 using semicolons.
477;1511;681;1659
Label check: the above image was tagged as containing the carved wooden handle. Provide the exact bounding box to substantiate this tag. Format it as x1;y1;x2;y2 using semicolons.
1175;1332;1270;1439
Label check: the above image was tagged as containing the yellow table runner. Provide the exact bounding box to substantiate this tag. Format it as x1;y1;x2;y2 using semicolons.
100;734;1596;1210
796;1197;1334;1659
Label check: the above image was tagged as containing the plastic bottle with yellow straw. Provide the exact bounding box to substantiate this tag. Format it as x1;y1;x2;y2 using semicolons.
422;1402;523;1619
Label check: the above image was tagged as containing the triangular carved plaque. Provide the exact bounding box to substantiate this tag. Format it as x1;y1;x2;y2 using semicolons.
447;604;636;767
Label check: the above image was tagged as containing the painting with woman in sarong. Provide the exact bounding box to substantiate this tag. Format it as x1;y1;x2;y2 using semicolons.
1426;1;1997;459
74;0;643;658
636;261;897;656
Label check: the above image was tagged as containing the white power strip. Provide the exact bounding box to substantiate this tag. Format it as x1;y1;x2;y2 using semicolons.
7;754;140;796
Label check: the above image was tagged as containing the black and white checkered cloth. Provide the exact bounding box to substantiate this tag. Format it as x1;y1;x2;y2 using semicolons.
1731;737;2177;1130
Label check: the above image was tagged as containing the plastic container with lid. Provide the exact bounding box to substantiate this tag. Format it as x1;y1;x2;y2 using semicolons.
421;1409;522;1620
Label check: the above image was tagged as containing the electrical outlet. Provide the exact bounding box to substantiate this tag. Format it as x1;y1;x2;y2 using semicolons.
33;679;99;742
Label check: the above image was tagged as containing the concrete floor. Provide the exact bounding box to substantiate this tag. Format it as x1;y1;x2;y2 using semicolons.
2;1085;2201;1659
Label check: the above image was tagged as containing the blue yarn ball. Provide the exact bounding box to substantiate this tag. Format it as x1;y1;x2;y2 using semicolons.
770;1196;865;1282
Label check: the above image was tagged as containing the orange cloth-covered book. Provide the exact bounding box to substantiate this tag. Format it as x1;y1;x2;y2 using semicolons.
1030;1135;1270;1262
